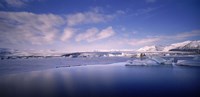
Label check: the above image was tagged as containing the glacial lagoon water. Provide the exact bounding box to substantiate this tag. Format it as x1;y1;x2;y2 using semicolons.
0;57;200;97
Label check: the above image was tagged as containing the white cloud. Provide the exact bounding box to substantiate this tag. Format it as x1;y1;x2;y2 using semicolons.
66;10;114;26
116;10;126;15
75;27;99;42
134;7;158;16
5;0;25;7
4;0;42;7
61;27;75;41
124;29;200;47
151;30;200;41
75;26;115;42
127;38;160;46
146;0;156;3
175;30;200;39
0;3;5;8
0;9;121;46
0;11;64;45
96;26;115;40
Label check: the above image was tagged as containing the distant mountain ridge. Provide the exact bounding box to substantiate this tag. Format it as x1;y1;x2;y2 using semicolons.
0;48;17;57
0;48;63;57
1;40;200;57
138;40;200;52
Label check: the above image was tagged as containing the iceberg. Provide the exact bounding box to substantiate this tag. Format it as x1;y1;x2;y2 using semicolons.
176;56;200;66
125;54;200;67
125;59;158;66
176;60;200;66
125;56;175;66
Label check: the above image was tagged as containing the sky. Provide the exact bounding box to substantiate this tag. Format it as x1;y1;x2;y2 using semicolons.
0;0;200;52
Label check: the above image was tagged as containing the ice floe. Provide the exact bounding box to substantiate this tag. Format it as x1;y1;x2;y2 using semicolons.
125;55;200;67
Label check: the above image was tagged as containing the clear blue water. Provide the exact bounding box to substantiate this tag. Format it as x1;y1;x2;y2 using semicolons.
0;61;200;97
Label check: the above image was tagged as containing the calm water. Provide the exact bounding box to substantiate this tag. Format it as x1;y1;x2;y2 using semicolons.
0;62;200;97
0;57;130;75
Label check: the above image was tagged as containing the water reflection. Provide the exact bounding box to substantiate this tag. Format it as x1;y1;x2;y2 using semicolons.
0;63;200;97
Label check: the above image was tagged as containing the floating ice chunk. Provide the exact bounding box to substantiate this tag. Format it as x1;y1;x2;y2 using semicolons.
193;56;200;60
164;60;172;65
177;60;200;66
125;59;159;66
175;56;200;66
164;58;176;65
125;56;175;66
151;56;166;64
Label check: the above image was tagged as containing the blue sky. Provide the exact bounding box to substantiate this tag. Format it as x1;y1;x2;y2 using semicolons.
0;0;200;52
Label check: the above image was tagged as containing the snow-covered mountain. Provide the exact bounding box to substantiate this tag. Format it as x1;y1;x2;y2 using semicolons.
138;40;200;52
163;41;191;51
137;45;164;52
1;40;199;58
177;40;200;50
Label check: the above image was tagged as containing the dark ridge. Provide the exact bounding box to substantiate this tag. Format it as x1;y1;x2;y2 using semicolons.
169;49;200;54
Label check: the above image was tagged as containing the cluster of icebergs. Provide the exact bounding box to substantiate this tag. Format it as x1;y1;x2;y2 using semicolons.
125;56;200;67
